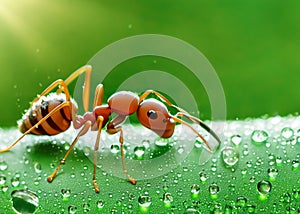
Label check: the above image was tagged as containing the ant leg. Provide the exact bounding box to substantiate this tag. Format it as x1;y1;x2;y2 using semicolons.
92;116;104;193
47;121;92;183
32;79;72;104
93;84;104;108
0;102;72;153
62;65;92;112
106;115;136;185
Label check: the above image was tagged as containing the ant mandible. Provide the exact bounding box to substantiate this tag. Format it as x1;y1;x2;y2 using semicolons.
0;65;221;193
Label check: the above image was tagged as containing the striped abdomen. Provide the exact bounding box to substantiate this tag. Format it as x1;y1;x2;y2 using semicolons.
18;93;75;136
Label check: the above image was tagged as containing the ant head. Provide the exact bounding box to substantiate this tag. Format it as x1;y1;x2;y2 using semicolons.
137;98;175;138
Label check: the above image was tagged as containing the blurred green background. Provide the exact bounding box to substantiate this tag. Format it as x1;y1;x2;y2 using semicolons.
0;0;300;127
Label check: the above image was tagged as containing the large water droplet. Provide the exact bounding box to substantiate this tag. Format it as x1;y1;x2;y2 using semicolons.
97;200;105;209
236;196;247;208
251;130;269;144
292;159;299;170
0;161;8;171
199;171;208;183
61;189;71;200
231;134;242;146
11;189;39;214
257;180;272;195
191;184;201;195
221;147;239;167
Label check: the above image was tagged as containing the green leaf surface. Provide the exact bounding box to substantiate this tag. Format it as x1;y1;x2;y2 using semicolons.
0;116;299;213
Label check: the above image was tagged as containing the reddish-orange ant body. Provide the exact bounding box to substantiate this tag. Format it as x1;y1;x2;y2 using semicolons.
0;65;221;193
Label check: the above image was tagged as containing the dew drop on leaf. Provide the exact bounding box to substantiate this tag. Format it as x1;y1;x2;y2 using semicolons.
257;180;272;195
0;161;8;171
221;147;239;167
281;127;294;139
138;193;151;208
11;189;39;214
251;130;269;144
231;134;242;146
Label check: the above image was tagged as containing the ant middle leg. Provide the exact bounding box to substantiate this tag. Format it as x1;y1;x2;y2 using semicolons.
106;115;136;185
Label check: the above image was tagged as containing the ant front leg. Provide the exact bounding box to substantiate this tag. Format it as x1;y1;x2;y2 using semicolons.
106;115;136;185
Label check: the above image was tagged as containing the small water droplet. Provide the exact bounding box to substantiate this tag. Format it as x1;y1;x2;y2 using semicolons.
97;200;105;209
199;171;208;183
1;185;8;193
83;202;90;212
68;205;77;214
247;205;256;213
276;156;283;166
0;161;8;171
134;146;146;159
209;182;220;198
61;189;71;199
11;177;20;187
110;145;120;154
11;189;39;214
184;207;200;214
0;175;6;185
163;192;173;207
231;134;242;146
191;184;200;196
257;180;272;195
34;162;42;174
236;196;247;208
281;127;294;139
292;159;299;170
83;146;91;156
221;147;239;167
268;167;279;180
155;138;168;146
251;130;268;144
138;193;151;207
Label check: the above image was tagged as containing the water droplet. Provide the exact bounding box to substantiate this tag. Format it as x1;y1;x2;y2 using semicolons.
199;171;208;183
61;189;71;199
184;207;200;214
268;167;279;180
221;147;239;167
110;145;120;154
142;140;150;149
281;127;294;139
134;146;146;159
97;200;105;209
0;161;8;171
68;205;77;214
34;162;42;174
1;185;8;193
11;189;39;214
247;205;256;213
231;134;242;146
163;192;173;207
11;177;20;187
191;184;201;195
236;196;247;208
291;159;299;170
155;138;168;146
209;182;220;198
83;202;90;212
0;175;6;185
257;180;272;195
138;193;151;207
276;156;283;166
241;168;248;176
83;146;91;156
251;130;269;144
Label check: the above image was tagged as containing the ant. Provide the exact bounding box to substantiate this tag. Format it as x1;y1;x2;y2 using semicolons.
0;65;221;193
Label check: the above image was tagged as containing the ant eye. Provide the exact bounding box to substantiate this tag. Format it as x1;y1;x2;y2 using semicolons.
147;110;158;119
